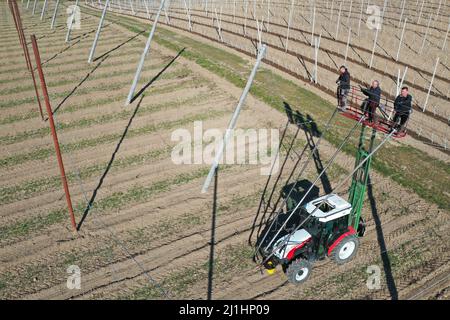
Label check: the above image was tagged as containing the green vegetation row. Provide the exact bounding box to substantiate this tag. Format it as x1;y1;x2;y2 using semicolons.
0;189;261;298
0;97;223;169
0;76;203;126
0;47;143;81
0;67;195;145
0;51;149;89
0;90;222;204
126;242;254;299
0;61;189;109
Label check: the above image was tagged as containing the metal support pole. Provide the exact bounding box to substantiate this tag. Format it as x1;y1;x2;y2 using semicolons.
369;24;379;68
420;14;432;54
40;0;48;20
357;0;363;36
313;34;321;83
311;4;315;46
32;0;37;15
31;35;77;232
423;57;439;112
285;0;294;52
201;45;267;193
396;17;407;61
88;0;110;63
345;27;351;62
125;0;166;105
66;0;80;42
443;17;450;50
417;0;424;24
335;1;342;39
51;0;60;29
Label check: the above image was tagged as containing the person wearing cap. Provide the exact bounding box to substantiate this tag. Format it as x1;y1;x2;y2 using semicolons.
336;65;351;110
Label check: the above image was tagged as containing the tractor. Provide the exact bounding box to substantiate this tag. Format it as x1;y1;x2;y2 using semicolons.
259;124;381;285
261;193;365;284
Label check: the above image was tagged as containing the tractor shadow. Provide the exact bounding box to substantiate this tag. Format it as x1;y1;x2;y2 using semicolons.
367;176;399;300
249;102;331;252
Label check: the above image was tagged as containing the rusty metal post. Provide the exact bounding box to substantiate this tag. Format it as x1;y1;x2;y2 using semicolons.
31;35;77;232
11;0;44;120
8;0;29;70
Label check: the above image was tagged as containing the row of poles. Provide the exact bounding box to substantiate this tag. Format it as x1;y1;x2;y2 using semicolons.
125;1;448;133
131;0;448;113
8;0;77;230
9;0;271;228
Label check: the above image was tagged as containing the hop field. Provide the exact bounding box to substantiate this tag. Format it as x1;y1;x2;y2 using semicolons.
0;0;448;300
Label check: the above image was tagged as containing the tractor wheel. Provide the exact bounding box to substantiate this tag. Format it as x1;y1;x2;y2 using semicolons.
286;258;312;285
331;235;359;265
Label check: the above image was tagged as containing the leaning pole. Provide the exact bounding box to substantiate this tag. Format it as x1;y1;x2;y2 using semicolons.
88;0;110;63
125;0;166;105
201;45;267;193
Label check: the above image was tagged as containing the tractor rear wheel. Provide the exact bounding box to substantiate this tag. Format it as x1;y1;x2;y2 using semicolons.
286;258;312;285
331;234;359;265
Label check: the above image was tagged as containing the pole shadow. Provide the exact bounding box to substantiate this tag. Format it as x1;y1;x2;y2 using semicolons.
207;167;218;300
93;29;145;62
129;47;186;104
367;175;399;300
76;95;145;231
52;54;110;115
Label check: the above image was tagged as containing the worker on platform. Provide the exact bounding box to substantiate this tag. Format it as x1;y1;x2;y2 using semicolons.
336;65;351;110
392;86;412;132
360;80;381;123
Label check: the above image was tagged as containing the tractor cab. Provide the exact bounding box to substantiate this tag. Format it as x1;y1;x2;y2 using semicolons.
263;194;360;284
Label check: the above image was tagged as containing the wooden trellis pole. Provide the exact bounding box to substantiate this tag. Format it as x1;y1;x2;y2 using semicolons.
31;34;77;232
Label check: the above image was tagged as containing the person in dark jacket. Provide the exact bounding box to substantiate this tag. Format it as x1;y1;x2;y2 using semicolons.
360;80;381;123
336;66;350;110
392;86;412;132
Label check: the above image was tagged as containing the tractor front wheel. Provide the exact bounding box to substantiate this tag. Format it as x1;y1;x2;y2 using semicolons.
331;235;359;265
286;258;312;285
